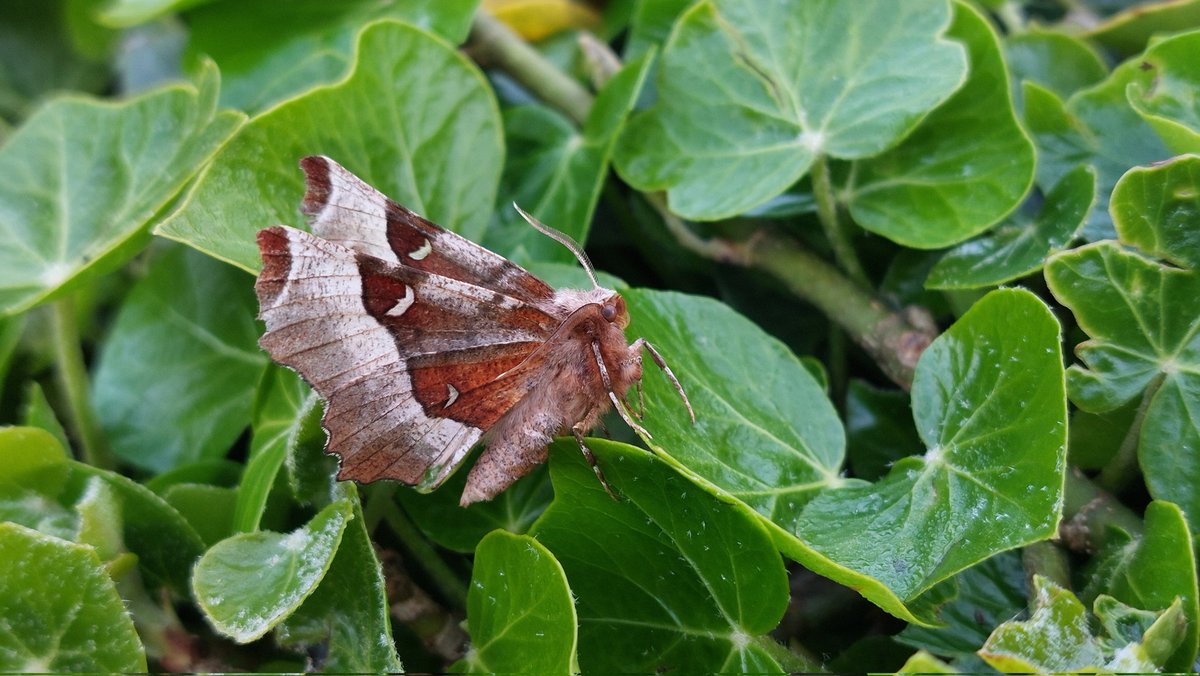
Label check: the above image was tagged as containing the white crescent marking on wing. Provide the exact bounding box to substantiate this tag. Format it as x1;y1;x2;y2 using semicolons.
444;384;459;408
386;285;415;316
409;238;432;261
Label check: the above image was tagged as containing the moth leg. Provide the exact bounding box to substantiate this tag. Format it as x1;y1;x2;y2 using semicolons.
630;338;696;424
591;341;653;439
573;423;619;501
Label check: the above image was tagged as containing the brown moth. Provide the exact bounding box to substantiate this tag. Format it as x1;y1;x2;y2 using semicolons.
255;156;694;506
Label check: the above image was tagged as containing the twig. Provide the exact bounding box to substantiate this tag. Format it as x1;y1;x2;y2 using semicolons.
381;499;469;609
467;12;594;125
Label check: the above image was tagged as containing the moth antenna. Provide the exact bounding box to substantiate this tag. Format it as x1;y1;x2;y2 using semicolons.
513;203;600;289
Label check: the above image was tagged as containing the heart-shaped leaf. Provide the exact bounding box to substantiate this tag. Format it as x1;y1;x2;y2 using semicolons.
1004;28;1107;101
183;0;480;113
91;245;266;473
157;20;503;272
614;0;967;220
0;522;146;673
277;484;402;673
192;496;352;642
1046;156;1200;530
926;164;1096;289
456;531;577;674
1126;31;1200;154
485;51;653;262
533;440;794;674
0;64;243;315
847;1;1036;249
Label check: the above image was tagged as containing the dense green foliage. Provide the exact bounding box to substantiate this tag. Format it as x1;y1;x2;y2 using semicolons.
1;0;1198;672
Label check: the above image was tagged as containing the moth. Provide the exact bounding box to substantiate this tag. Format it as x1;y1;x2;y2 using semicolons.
255;156;694;506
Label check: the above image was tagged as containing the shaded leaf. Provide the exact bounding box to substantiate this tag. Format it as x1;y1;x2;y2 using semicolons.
456;531;576;674
926;164;1095;289
277;484;402;673
1087;0;1200;55
614;0;966;220
1004;28;1106;101
485;52;654;262
0;64;242;314
91;245;266;473
533;440;790;673
158;20;503;273
1126;30;1200;153
237;367;314;533
845;379;922;483
192;497;353;643
0;522;146;673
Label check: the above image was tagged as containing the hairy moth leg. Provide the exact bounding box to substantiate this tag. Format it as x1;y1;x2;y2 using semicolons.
590;341;652;439
630;338;696;423
572;422;619;501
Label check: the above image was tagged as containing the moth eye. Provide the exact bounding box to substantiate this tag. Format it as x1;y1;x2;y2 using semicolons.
601;304;617;322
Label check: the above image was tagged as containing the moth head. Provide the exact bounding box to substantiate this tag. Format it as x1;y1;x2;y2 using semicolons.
512;203;600;290
601;293;629;329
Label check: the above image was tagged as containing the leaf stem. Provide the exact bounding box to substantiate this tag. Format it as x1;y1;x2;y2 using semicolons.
1060;467;1143;553
811;156;869;287
1097;372;1163;494
50;296;114;468
382;499;469;608
1021;540;1070;594
467;12;594;126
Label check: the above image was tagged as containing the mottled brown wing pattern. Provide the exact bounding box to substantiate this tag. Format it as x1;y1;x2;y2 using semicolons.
299;155;556;306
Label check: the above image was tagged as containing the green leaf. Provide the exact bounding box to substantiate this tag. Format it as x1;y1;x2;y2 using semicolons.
614;0;967;220
162;483;237;547
1128;31;1200;154
237;367;314;533
793;289;1065;609
158;20;503;273
533;440;790;673
277;484;402;673
397;458;552;553
844;380;923;482
0;1;110;120
846;1;1035;249
192;497;353;643
0;522;146;673
1088;501;1199;670
184;0;480;113
91;245;267;473
97;0;212;27
20;382;71;452
1004;28;1107;101
926;164;1096;289
1046;157;1200;528
625;289;844;525
897;551;1027;658
980;575;1185;672
1087;0;1200;55
1023;59;1172;240
484;51;654;262
456;531;577;674
624;0;691;60
0;64;243;315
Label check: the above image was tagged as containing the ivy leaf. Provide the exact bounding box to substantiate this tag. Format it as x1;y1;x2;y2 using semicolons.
1086;501;1199;670
614;0;967;220
980;576;1185;672
625;289;844;526
0;64;242;315
97;0;214;27
1004;28;1107;101
1046;156;1200;529
926;164;1096;289
1087;0;1200;55
847;1;1036;249
91;245;267;473
456;531;577;674
183;0;480;113
277;484;402;673
533;440;792;674
796;289;1065;605
157;20;503;273
485;52;654;262
845;379;922;482
192;497;353;643
1022;58;1171;240
1127;31;1200;155
0;522;146;673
